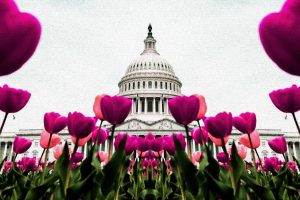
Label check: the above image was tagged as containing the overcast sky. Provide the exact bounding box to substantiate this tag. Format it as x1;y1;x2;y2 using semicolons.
2;0;299;133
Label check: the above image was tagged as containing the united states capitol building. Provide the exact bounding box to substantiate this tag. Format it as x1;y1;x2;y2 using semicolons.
0;25;300;162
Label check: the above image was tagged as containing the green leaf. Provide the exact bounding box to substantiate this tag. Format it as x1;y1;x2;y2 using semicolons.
203;143;220;179
101;134;127;196
54;142;70;188
173;136;199;196
140;189;160;200
66;170;96;200
25;173;59;200
204;171;234;199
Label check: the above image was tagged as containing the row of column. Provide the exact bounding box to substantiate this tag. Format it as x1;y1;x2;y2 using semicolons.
0;142;14;161
131;97;169;114
287;142;300;161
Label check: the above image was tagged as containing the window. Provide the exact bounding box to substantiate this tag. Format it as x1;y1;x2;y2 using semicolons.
262;141;266;147
138;82;140;89
155;98;159;112
125;84;127;91
262;150;268;158
141;98;145;112
165;82;167;89
170;83;172;90
155;81;157;89
160;82;163;89
35;141;39;147
128;83;131;90
173;84;175;91
148;81;152;89
32;150;38;158
133;82;135;89
143;81;146;89
136;99;138;113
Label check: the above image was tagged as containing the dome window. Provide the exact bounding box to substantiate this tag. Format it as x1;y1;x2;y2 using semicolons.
138;82;140;89
133;82;135;89
125;84;127;91
160;82;163;89
173;83;175;91
165;82;167;89
169;83;172;90
128;83;131;90
143;81;146;89
155;81;157;89
148;81;152;89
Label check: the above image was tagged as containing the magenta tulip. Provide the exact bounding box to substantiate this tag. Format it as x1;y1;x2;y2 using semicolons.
0;85;31;113
72;152;83;163
268;136;287;154
114;133;137;155
217;152;229;163
0;0;41;76
67;112;95;139
163;133;186;156
233;112;256;134
191;127;208;144
239;130;261;149
40;130;61;149
269;85;300;113
13;136;32;154
18;157;36;172
204;112;232;139
263;157;283;171
100;95;132;125
259;0;300;76
168;95;199;125
44;112;67;134
92;127;108;144
3;161;13;173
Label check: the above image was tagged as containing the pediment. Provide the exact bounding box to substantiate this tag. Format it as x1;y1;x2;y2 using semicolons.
114;118;186;135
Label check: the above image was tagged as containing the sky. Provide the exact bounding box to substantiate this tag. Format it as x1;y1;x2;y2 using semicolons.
1;0;299;133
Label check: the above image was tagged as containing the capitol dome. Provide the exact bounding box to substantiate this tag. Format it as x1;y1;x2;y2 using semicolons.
118;24;182;122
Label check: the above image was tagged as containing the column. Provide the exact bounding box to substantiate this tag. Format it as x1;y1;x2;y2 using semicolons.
3;142;7;159
286;143;291;161
293;142;297;160
153;97;155;113
145;97;148;113
160;98;163;114
9;142;13;160
138;97;141;114
166;98;169;114
131;99;134;114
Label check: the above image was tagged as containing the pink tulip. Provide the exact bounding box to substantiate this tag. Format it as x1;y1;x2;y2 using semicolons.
268;136;287;154
40;130;61;149
233;112;256;134
13;136;32;154
0;85;31;113
208;133;229;146
91;127;109;144
269;85;300;113
71;133;92;146
0;0;41;76
53;144;63;160
93;94;106;120
287;161;297;172
239;130;260;149
193;94;207;120
68;112;95;139
100;95;132;125
191;127;208;144
259;0;300;76
168;95;199;125
3;161;13;173
192;151;203;164
44;112;67;134
98;151;108;164
204;112;232;139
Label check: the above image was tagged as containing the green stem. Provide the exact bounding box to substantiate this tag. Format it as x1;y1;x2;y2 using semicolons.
12;153;18;162
0;112;8;137
108;125;116;159
292;113;300;137
44;133;53;165
282;153;288;163
37;149;46;168
197;120;205;146
220;137;229;162
247;133;258;180
254;148;263;170
184;125;192;159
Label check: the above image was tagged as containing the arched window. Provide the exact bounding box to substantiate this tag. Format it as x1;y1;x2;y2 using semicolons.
125;84;127;91
128;83;131;90
143;81;146;89
148;81;152;89
138;82;140;89
173;83;175;91
169;83;172;90
160;82;163;89
155;81;157;89
165;82;167;89
133;82;135;89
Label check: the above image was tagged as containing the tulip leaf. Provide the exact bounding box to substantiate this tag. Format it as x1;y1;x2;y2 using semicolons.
54;142;70;190
80;144;96;178
24;173;59;200
229;141;246;195
0;156;7;171
173;136;199;197
204;171;234;199
241;174;275;200
66;170;96;200
140;189;160;200
101;135;127;197
202;143;220;179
